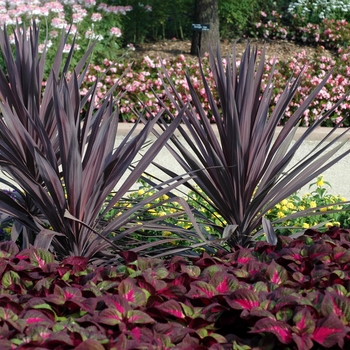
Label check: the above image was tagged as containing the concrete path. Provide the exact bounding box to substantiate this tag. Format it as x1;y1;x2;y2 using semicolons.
116;124;350;199
1;125;349;200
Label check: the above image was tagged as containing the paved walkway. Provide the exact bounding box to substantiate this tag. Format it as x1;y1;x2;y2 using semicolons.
1;125;349;199
116;124;350;199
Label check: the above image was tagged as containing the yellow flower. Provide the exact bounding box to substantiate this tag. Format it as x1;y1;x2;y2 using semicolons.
298;205;305;211
137;189;145;196
158;211;167;217
302;223;310;229
275;204;281;209
287;202;296;209
333;221;340;227
327;206;333;210
160;194;169;201
325;222;333;228
277;211;285;218
309;201;317;208
316;176;324;187
282;205;288;211
341;197;347;202
162;231;172;236
281;199;288;206
320;207;328;212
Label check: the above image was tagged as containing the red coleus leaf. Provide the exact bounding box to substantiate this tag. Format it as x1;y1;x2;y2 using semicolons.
186;281;218;299
130;326;142;342
61;256;89;272
104;295;131;314
279;248;303;263
74;339;105;350
292;333;314;350
156;300;185;319
265;260;288;285
250;317;293;344
225;288;260;310
332;246;350;264
307;244;331;262
312;314;346;348
126;310;155;324
23;310;53;325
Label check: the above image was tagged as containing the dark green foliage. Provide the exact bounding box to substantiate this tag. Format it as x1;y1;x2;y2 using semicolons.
118;0;194;43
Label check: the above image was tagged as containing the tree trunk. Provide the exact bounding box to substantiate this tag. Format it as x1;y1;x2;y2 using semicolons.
190;0;220;56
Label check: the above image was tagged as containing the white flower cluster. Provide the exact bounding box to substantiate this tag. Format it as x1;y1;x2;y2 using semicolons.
288;0;350;20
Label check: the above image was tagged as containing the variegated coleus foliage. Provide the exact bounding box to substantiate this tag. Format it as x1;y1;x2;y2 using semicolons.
0;228;349;349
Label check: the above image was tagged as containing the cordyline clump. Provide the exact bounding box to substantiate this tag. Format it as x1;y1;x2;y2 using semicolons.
0;22;218;265
0;228;348;348
149;42;350;247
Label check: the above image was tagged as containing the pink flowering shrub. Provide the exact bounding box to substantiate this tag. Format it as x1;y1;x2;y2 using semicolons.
0;0;131;70
255;12;350;51
81;48;350;127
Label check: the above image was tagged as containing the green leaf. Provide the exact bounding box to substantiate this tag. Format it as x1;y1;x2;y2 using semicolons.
2;271;21;289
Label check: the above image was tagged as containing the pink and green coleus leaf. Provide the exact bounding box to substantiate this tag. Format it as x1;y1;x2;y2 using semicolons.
180;264;201;278
250;317;293;344
230;248;255;265
265;260;288;285
30;248;54;268
2;270;21;290
126;310;155;324
292;307;315;335
0;306;19;321
312;314;347;348
224;288;260;310
321;291;350;324
209;272;239;294
98;308;123;326
186;281;218;299
118;278;147;307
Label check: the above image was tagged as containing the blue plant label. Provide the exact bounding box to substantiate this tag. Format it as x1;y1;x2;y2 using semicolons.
192;24;210;31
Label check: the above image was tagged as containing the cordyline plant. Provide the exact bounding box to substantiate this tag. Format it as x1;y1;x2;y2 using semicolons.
0;23;214;265
151;42;350;247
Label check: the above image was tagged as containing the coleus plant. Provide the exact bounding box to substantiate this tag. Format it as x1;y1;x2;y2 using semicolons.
150;42;350;247
0;22;214;265
0;228;348;348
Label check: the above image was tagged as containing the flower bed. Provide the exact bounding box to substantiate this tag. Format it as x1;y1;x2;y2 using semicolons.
83;45;350;127
0;228;349;349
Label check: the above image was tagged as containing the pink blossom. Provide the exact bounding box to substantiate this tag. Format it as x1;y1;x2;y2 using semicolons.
110;27;122;37
91;13;102;22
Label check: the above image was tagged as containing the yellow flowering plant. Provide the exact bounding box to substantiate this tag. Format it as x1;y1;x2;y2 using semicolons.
265;177;350;235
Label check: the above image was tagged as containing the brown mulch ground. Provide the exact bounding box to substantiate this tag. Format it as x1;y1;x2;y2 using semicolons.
128;38;334;62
